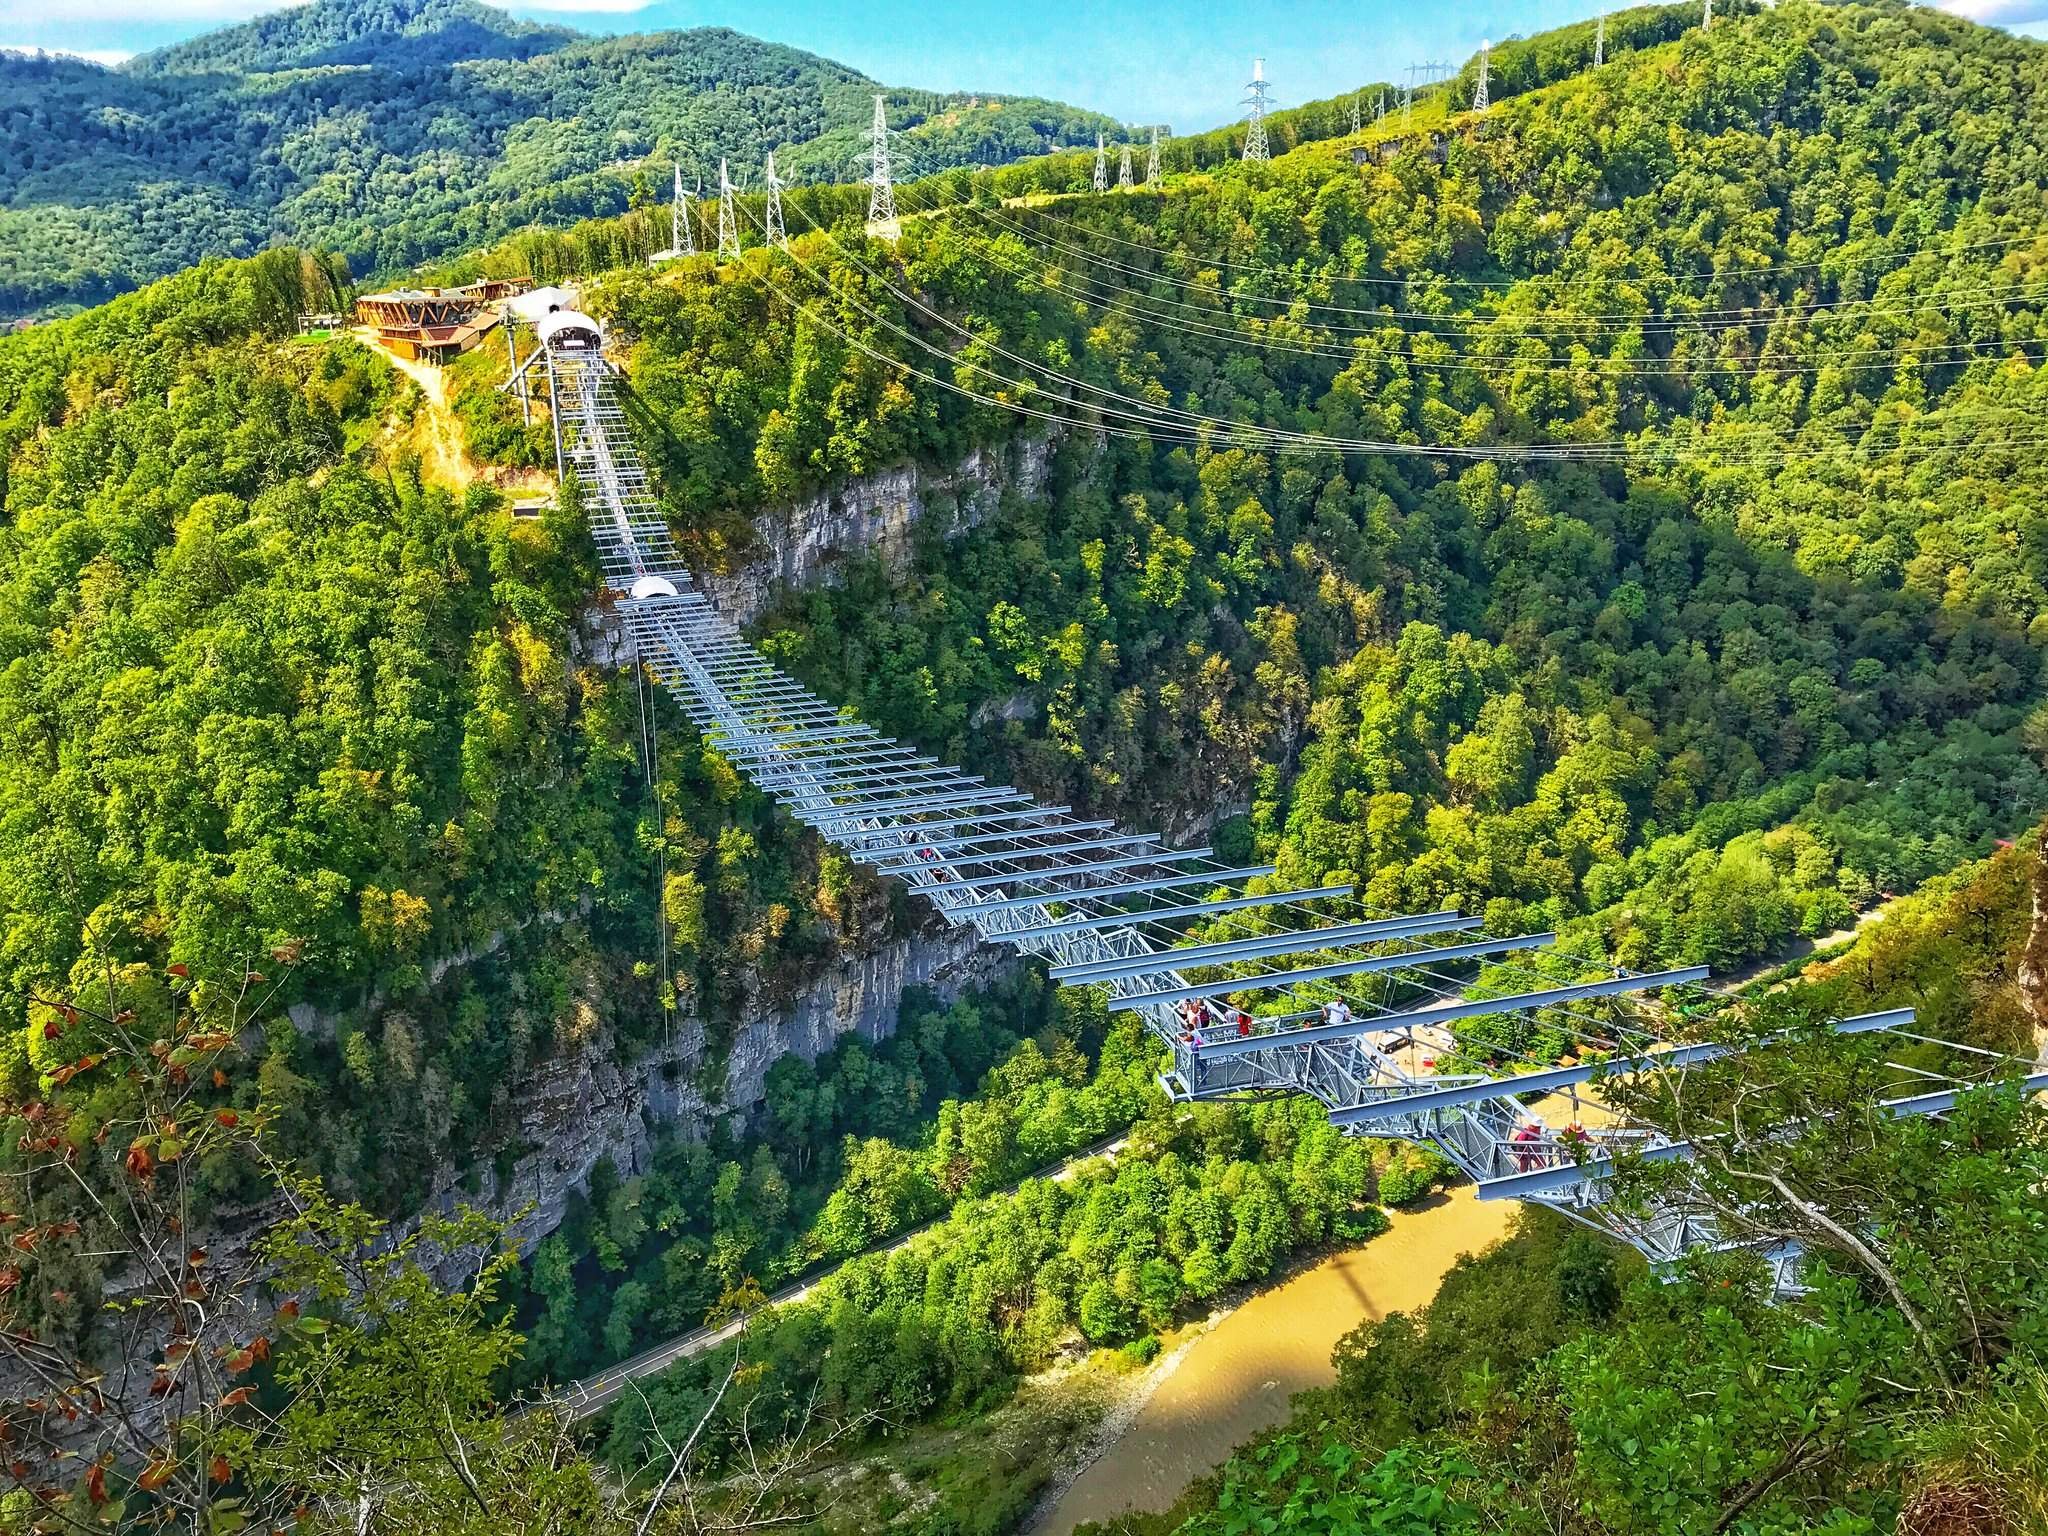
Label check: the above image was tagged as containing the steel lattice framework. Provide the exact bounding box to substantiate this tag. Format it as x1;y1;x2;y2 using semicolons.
533;318;2047;1288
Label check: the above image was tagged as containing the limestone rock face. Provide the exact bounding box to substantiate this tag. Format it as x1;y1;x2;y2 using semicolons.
702;435;1054;627
414;923;1000;1256
416;440;1045;1253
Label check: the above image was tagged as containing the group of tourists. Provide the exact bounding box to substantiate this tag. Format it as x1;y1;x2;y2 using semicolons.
1508;1119;1593;1173
1175;997;1256;1050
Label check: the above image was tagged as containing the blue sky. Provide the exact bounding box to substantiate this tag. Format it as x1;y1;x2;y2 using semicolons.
6;0;2046;129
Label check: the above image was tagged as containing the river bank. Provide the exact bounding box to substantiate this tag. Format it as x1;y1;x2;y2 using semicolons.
1031;1186;1515;1535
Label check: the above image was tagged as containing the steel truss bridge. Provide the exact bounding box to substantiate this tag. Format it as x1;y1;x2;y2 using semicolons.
521;312;2048;1289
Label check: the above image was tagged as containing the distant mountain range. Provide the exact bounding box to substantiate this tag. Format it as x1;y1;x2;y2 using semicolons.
0;0;1120;317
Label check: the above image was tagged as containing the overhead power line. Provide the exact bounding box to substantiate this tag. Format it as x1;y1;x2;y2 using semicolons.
957;184;2048;297
931;192;2048;337
746;200;2048;469
897;188;2048;381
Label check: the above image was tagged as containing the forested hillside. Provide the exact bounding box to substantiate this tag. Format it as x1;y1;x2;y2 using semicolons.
2;1;2047;1531
0;0;1118;316
431;4;2048;1515
484;0;2048;988
0;248;898;1219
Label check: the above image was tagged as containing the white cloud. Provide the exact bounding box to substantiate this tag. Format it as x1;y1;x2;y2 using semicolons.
0;43;134;65
1934;0;2048;23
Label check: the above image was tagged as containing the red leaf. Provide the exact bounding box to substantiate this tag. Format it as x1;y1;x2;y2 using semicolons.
275;1300;300;1323
216;1387;253;1409
166;963;189;979
85;1462;106;1505
208;1455;231;1485
214;1110;239;1129
0;1269;18;1295
137;1459;176;1492
212;1069;228;1089
124;1141;154;1181
248;1335;270;1363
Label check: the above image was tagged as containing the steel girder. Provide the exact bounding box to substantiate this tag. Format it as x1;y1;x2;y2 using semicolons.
542;335;1968;1292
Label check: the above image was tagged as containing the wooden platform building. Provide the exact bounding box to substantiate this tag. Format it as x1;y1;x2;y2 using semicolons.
354;277;531;364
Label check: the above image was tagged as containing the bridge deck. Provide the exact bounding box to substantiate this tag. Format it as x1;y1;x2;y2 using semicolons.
536;327;2027;1287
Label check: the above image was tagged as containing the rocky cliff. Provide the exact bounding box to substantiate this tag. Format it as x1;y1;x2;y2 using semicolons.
413;440;1064;1248
701;434;1055;627
417;922;1001;1254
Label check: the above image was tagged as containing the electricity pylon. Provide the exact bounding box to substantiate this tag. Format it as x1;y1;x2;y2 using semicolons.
1093;131;1108;192
763;151;785;249
671;164;694;256
1376;90;1386;124
1242;57;1271;162
1595;11;1606;66
1118;141;1133;189
1703;0;1712;29
1145;124;1161;185
1475;39;1490;113
716;158;739;261
867;94;899;238
1350;94;1361;134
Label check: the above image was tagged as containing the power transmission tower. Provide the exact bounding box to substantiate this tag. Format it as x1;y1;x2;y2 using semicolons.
1118;141;1133;189
1350;94;1361;134
672;164;695;256
1703;0;1712;29
1403;65;1417;127
866;93;899;238
1376;90;1386;124
1242;56;1271;162
1093;131;1108;192
1145;123;1161;185
1474;39;1490;113
763;151;786;249
1595;11;1606;66
716;158;739;261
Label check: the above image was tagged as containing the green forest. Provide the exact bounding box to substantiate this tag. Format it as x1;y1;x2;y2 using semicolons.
0;0;1118;316
1;0;2047;1531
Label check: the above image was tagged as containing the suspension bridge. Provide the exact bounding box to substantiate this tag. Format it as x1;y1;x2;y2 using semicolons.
504;303;2048;1307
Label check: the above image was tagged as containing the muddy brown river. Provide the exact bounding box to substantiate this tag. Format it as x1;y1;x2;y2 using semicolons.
1037;1187;1514;1534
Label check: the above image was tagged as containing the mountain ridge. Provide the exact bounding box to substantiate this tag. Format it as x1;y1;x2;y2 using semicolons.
125;0;575;75
0;0;1118;317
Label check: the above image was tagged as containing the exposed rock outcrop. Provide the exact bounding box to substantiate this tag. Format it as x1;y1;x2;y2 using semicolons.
701;434;1055;627
2020;821;2048;1065
408;440;1062;1250
416;912;1001;1257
